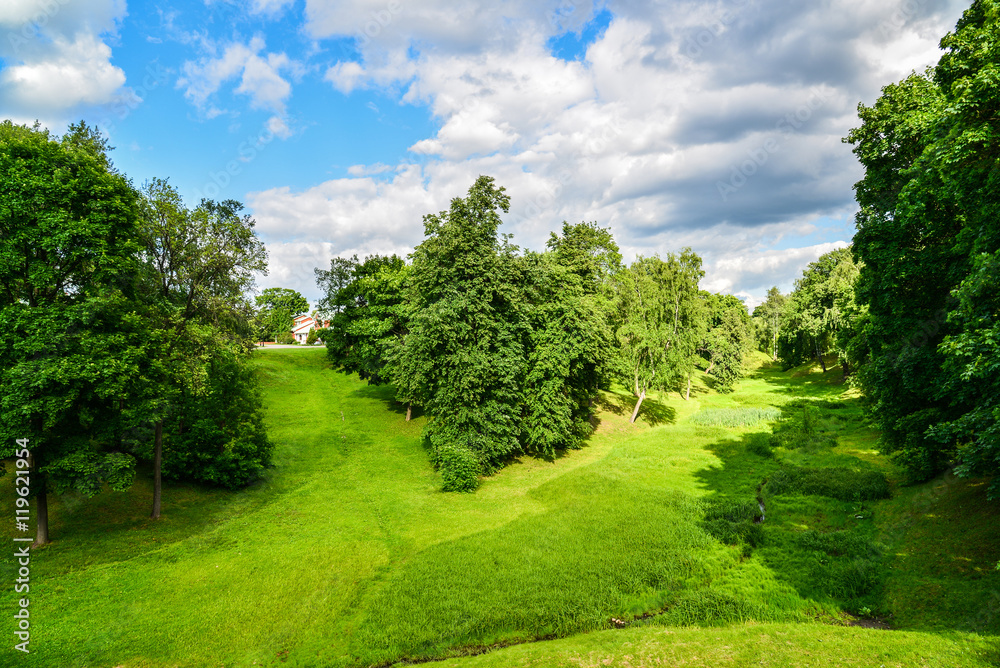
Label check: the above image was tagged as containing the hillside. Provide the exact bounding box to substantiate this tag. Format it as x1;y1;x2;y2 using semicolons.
1;347;997;667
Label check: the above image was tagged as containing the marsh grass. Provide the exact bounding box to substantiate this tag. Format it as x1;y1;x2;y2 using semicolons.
690;407;782;428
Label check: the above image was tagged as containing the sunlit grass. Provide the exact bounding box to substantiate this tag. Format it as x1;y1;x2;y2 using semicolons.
0;347;995;667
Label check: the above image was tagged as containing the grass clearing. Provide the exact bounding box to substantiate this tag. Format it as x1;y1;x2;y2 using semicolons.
0;348;996;666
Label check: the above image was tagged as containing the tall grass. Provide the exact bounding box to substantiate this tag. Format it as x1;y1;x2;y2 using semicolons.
690;407;782;428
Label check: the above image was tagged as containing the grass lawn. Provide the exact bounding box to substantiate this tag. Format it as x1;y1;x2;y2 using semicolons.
1;348;997;667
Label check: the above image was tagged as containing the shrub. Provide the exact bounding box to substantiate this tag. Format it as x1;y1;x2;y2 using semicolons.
766;465;891;501
163;348;273;489
276;331;295;344
435;443;481;492
306;328;320;345
691;407;782;428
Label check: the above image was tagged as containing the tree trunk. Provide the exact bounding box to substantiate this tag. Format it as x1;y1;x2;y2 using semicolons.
405;403;412;421
151;420;163;520
33;481;49;547
706;360;715;374
685;375;691;401
814;339;826;372
630;390;646;423
841;359;850;379
772;332;778;361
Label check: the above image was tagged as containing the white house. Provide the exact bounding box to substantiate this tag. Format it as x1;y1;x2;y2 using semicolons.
291;314;329;344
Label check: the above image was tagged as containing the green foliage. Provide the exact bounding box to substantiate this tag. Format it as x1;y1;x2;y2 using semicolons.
699;292;755;392
691;407;782;428
766;465;891;501
434;442;482;492
163;344;272;489
323;254;409;385
305;328;320;345
0;120;142;501
777;247;861;374
845;2;1000;490
254;287;308;342
390;179;617;487
752;286;787;361
612;249;704;417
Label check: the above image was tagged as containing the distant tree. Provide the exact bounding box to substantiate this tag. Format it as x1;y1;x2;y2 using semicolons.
752;287;787;361
254;287;308;343
777;247;860;374
322;254;409;387
315;256;358;319
700;293;754;393
0;121;142;545
612;249;704;421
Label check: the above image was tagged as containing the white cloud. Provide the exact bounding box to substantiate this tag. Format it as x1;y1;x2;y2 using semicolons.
178;35;303;116
252;0;969;304
1;32;125;110
0;0;129;122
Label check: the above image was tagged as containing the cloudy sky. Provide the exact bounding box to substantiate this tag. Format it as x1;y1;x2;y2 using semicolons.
0;0;969;307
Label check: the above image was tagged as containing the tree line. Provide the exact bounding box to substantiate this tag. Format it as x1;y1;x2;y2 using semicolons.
0;121;273;544
314;176;756;491
747;0;1000;500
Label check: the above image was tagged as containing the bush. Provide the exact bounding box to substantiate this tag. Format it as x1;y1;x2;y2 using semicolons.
163;347;274;489
766;465;891;501
306;328;320;345
276;331;295;344
691;407;782;428
435;443;481;492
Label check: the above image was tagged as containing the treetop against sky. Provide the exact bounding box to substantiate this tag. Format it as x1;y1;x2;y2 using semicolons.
0;0;969;306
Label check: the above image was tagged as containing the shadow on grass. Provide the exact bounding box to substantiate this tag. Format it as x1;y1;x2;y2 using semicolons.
596;391;676;427
350;382;420;420
690;364;1000;636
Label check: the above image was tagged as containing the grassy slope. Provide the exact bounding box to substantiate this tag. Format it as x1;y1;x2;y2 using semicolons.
0;348;997;667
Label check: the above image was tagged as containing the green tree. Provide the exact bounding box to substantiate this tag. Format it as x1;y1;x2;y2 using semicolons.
254;287;309;343
389;176;527;491
323;254;410;389
0;121;142;545
777;247;860;374
137;178;270;516
700;292;754;393
612;249;704;422
846;0;1000;490
752;287;787;361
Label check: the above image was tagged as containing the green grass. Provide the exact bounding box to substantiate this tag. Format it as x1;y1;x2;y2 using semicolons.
691;407;783;428
0;348;997;667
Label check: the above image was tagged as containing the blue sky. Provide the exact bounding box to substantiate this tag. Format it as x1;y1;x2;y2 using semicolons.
0;0;970;307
